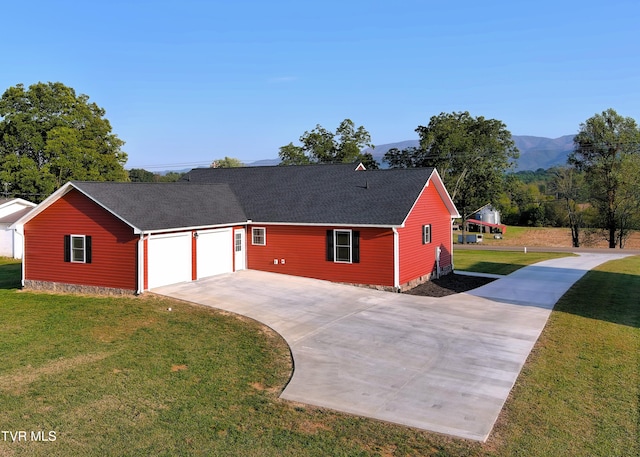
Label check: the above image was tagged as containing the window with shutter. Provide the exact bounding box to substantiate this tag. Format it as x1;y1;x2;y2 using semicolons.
64;235;92;263
335;230;351;263
327;230;359;264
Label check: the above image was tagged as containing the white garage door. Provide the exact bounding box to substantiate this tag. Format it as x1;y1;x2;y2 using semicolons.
148;233;192;289
197;229;233;279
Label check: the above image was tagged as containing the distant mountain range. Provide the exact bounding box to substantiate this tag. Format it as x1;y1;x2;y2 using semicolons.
245;135;576;171
511;135;575;171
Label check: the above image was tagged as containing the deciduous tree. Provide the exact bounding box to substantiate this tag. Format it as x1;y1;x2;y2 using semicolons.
129;168;156;182
279;119;376;167
549;166;587;247
155;171;185;182
384;112;518;241
569;108;640;248
211;157;244;168
0;82;128;201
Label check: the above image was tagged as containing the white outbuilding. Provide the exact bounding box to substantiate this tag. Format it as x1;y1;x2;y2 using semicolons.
0;198;36;259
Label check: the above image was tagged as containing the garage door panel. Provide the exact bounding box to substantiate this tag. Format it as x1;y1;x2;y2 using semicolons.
197;229;233;278
148;233;192;289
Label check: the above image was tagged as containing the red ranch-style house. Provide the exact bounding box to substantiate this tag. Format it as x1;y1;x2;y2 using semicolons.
13;163;460;294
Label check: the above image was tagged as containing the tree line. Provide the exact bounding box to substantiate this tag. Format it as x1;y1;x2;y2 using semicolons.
276;111;639;248
494;110;640;248
1;82;638;248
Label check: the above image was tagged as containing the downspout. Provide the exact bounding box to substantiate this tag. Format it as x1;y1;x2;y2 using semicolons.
393;227;400;291
136;233;145;295
450;218;455;272
15;228;25;286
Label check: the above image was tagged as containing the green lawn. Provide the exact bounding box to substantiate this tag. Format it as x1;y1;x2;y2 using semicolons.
1;256;638;456
453;249;575;275
493;254;640;456
0;257;21;289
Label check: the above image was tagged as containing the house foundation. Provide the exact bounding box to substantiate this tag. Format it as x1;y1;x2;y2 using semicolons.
24;280;135;296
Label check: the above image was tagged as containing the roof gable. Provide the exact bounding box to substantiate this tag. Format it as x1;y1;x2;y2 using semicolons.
14;182;247;233
71;182;247;232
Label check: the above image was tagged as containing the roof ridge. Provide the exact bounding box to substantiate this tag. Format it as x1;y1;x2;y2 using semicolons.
72;181;234;186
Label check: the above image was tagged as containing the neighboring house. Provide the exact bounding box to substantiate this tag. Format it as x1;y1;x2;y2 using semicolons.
13;164;459;294
0;198;36;259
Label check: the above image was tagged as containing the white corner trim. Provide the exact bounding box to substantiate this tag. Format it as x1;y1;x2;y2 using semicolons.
137;234;145;294
393;227;400;289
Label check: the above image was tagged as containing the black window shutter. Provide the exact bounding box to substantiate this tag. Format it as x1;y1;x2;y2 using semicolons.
85;236;92;264
326;230;334;261
352;231;360;263
64;235;71;262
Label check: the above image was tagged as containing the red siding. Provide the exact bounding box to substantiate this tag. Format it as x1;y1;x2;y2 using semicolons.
247;225;394;287
397;181;453;285
24;189;139;291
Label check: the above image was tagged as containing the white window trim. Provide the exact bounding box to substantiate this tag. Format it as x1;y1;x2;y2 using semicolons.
334;229;352;263
252;227;266;246
422;224;432;244
71;234;86;263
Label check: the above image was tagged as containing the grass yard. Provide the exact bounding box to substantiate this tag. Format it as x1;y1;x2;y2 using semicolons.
0;258;21;289
0;255;638;456
453;249;575;275
490;254;640;456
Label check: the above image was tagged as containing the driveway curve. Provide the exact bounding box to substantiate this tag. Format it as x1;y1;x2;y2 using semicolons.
154;252;628;441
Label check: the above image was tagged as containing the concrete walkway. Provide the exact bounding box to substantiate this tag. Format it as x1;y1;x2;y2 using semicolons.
154;252;629;441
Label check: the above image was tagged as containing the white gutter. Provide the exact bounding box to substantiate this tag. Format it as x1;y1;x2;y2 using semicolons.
244;221;402;229
135;221;248;236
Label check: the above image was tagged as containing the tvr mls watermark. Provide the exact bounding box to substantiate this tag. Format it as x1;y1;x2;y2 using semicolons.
2;430;57;442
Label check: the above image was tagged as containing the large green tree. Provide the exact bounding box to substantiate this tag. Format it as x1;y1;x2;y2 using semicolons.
279;119;377;168
384;111;518;235
569;108;640;248
0;82;128;201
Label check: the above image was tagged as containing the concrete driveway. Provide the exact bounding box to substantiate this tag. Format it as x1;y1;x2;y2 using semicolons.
154;252;628;441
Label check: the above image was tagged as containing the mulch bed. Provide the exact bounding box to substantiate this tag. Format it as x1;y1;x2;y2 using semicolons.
404;273;496;297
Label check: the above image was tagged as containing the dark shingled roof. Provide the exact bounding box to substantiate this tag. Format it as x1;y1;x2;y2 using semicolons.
181;164;437;226
62;164;446;232
72;182;247;231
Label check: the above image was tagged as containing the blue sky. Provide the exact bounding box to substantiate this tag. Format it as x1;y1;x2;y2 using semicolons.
3;0;639;170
